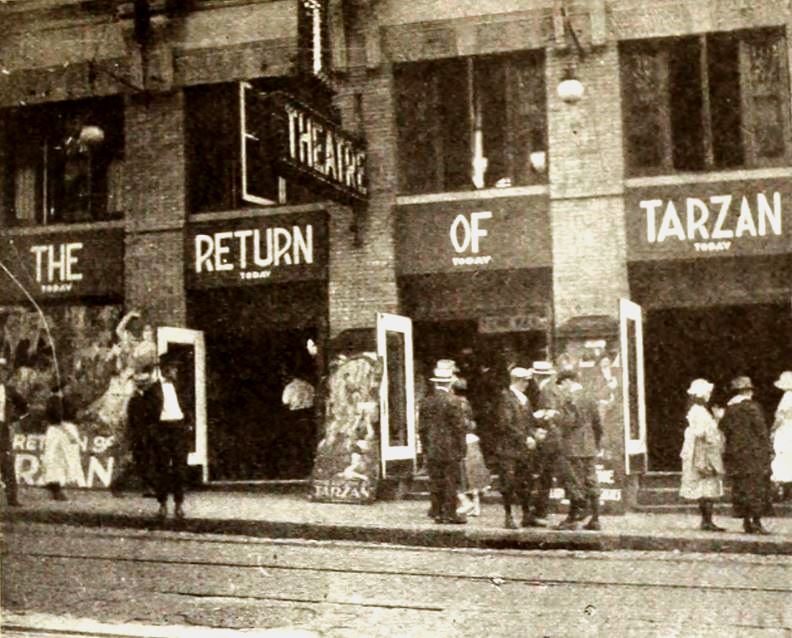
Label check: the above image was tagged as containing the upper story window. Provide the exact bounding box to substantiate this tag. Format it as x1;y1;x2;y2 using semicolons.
620;27;792;176
185;81;317;214
1;97;124;226
394;51;547;195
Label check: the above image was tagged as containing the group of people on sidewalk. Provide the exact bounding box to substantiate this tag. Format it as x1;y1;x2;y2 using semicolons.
419;358;604;531
0;349;191;522
680;371;792;535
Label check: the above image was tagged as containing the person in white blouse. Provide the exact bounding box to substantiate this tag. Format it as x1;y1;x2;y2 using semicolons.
151;353;189;521
771;371;792;500
679;378;726;532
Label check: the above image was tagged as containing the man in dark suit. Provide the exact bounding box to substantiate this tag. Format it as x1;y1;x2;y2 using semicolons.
111;364;162;496
492;366;538;529
555;370;603;531
419;359;467;524
719;376;772;534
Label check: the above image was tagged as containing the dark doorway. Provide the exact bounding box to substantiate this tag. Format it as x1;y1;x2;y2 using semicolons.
644;302;791;470
188;284;324;481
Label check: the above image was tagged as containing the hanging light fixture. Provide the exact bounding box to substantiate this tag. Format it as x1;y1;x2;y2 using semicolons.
79;125;105;146
557;68;584;104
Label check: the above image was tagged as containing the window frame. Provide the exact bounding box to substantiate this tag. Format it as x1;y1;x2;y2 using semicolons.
393;50;548;196
620;27;792;177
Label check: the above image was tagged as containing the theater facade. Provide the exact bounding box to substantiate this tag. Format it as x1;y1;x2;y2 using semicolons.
1;0;790;504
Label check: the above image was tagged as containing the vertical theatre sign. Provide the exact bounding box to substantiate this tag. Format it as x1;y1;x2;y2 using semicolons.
243;86;368;205
626;179;790;260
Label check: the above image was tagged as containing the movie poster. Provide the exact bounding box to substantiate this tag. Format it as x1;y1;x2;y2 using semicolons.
310;353;382;504
2;305;156;488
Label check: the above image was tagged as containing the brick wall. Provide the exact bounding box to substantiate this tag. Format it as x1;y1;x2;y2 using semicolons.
123;91;187;326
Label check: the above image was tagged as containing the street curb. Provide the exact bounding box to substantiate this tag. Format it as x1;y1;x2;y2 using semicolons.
4;508;792;556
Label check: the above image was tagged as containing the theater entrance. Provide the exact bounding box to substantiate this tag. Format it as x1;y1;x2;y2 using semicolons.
188;283;325;482
643;302;792;470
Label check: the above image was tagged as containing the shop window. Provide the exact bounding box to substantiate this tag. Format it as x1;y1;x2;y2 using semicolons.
620;27;792;176
394;51;547;195
1;97;124;226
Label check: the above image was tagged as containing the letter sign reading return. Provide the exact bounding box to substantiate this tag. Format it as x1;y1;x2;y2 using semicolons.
186;211;328;289
625;179;791;261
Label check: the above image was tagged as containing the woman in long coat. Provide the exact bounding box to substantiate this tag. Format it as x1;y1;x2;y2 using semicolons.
679;378;726;531
770;371;792;499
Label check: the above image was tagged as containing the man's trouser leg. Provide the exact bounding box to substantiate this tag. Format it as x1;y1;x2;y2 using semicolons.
515;457;535;522
533;449;555;519
498;458;516;516
1;446;18;504
427;460;444;519
444;460;463;518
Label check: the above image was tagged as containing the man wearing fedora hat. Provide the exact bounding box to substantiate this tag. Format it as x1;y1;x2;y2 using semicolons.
419;360;468;524
492;365;539;529
719;376;772;534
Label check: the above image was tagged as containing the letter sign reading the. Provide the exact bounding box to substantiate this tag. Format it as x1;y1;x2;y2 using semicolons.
29;242;83;293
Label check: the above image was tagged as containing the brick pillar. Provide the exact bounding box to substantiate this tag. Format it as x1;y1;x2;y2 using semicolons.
123;91;187;327
328;69;399;338
548;45;632;495
548;45;630;325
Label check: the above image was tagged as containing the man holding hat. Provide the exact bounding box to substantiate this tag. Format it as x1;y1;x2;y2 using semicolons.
420;359;468;524
492;365;539;529
554;369;603;531
719;376;772;534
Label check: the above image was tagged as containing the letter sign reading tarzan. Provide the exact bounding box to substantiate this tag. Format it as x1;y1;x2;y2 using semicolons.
640;191;783;253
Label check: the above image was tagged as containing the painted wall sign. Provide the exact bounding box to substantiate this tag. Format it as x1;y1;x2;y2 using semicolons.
626;178;791;261
397;196;551;275
478;310;550;333
186;211;327;289
12;428;117;489
265;91;368;203
0;228;124;302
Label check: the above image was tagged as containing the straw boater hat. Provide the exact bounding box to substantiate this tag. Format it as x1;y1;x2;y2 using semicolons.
509;366;532;379
687;378;714;398
431;359;458;383
774;371;792;392
531;361;555;376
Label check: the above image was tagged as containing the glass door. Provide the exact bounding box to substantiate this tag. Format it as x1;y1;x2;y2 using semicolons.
376;312;416;478
157;327;208;483
619;299;647;475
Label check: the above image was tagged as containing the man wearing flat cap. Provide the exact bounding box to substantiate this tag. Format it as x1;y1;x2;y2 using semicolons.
492;366;539;529
719;376;772;534
420;360;468;524
554;369;603;531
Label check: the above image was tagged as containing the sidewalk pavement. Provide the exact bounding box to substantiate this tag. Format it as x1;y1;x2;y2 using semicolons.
3;486;792;556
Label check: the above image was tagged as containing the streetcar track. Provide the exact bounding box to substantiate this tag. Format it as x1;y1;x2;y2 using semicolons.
5;522;792;569
5;549;792;595
169;590;445;612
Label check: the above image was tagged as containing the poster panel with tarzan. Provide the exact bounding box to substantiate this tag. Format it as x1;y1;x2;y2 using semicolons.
2;306;157;488
310;352;382;504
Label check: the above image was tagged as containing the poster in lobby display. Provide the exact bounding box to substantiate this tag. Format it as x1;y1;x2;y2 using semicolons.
309;352;383;504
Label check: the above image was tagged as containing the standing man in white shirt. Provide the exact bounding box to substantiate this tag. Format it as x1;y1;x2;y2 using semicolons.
151;352;189;520
1;356;26;507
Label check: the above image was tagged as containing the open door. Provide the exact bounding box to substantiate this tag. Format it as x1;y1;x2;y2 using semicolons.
619;299;647;475
157;327;208;484
376;312;416;479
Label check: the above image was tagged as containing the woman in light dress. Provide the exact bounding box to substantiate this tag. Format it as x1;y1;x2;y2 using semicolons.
679;378;726;532
42;391;82;500
770;371;792;500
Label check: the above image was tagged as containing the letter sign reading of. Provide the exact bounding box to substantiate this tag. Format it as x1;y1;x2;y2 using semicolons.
627;180;790;260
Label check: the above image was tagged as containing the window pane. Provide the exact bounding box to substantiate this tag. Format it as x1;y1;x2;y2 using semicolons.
512;53;546;185
746;33;787;160
669;37;705;171
708;33;743;168
437;59;469;191
621;47;665;172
